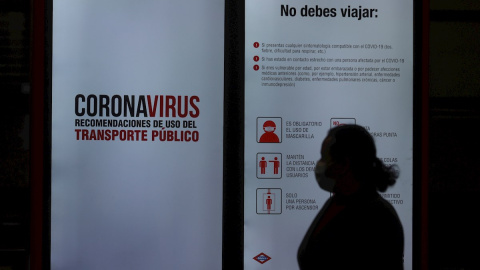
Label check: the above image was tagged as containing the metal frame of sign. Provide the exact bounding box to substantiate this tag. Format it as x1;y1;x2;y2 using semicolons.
224;0;429;269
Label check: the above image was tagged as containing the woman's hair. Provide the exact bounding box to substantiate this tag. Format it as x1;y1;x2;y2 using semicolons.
327;124;398;192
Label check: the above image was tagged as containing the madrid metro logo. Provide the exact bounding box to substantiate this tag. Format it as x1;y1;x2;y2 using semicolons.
253;252;272;264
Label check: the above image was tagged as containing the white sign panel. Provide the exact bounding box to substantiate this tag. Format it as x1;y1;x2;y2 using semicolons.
51;1;224;269
245;0;413;269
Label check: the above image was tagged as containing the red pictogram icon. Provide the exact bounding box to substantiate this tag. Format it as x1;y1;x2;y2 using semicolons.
260;120;279;143
257;153;282;179
257;188;282;214
270;157;280;175
259;157;267;174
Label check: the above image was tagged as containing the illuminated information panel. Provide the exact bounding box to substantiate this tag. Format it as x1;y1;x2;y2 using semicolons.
244;0;413;269
51;1;224;269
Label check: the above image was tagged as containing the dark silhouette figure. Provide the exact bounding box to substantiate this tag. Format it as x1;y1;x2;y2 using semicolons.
298;124;404;270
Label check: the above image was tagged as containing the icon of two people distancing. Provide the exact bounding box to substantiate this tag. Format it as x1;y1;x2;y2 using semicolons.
257;153;281;179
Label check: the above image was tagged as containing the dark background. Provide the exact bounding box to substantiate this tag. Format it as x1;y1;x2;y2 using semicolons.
1;0;479;269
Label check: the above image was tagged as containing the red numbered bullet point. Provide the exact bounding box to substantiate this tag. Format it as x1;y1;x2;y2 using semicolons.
254;42;259;48
253;65;259;71
253;55;260;62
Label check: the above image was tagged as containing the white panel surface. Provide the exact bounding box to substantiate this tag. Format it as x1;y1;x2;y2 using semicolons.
52;1;224;269
245;1;413;269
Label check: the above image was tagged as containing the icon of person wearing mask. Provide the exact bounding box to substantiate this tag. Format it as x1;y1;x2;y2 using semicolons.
298;124;404;270
259;120;280;143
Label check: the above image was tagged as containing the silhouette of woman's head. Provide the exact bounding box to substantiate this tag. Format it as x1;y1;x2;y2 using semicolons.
325;124;398;192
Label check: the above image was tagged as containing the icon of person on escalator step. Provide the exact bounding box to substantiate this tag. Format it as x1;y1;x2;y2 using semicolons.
257;117;282;143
